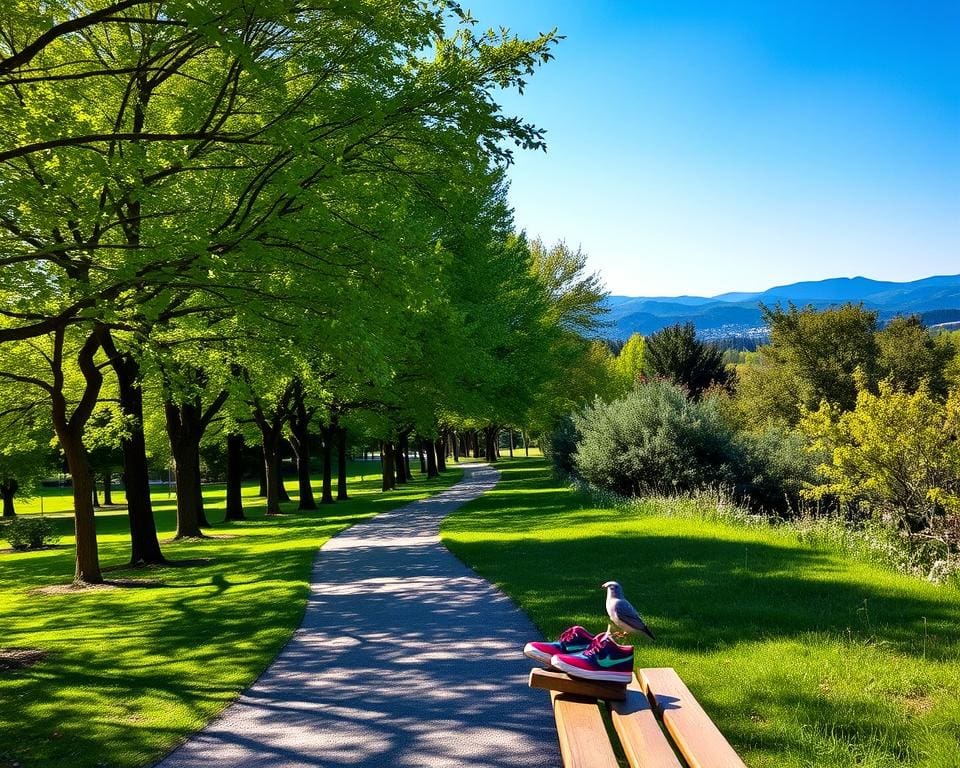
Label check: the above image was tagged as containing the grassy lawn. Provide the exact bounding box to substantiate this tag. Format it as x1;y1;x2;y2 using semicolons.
441;458;960;768
0;462;462;768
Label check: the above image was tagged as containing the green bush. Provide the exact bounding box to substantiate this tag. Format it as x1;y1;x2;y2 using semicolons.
1;516;60;550
573;380;738;496
735;425;820;515
545;416;579;478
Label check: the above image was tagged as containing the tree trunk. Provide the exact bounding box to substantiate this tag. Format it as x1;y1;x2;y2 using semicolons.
435;438;447;472
52;327;105;583
509;429;515;458
395;432;409;485
425;439;438;478
523;429;529;457
258;460;268;496
278;457;292;502
59;433;101;583
251;399;289;514
381;442;395;491
452;432;460;463
399;432;413;481
165;400;208;538
261;438;283;514
484;426;498;464
418;442;427;474
92;485;100;508
321;426;334;504
336;427;349;501
289;424;316;510
103;341;165;566
288;383;317;510
101;471;113;505
224;434;245;521
1;480;16;517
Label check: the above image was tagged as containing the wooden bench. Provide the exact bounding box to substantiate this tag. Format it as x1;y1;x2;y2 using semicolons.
530;667;747;768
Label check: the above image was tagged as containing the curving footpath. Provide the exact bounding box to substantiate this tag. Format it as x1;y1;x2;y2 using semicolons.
156;463;559;768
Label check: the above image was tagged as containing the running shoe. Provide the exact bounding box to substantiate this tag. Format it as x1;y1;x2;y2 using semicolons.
523;625;595;665
550;634;634;683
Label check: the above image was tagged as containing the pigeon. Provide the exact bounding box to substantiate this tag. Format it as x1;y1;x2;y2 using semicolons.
602;580;655;640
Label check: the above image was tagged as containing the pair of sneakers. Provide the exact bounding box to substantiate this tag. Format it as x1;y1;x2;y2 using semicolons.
524;625;634;683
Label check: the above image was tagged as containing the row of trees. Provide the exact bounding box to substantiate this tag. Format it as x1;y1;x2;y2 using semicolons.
0;3;607;583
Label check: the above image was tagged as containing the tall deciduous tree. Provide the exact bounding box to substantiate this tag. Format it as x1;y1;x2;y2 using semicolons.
759;303;880;417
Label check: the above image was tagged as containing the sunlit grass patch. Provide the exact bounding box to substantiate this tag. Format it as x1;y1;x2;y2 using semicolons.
441;458;960;768
0;463;462;768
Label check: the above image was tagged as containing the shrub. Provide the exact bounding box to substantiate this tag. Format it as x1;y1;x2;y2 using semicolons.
573;380;738;496
801;383;960;534
545;416;579;479
1;516;60;551
735;425;820;515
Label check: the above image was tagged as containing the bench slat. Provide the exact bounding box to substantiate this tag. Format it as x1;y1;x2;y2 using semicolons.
550;690;621;768
639;668;747;768
610;676;684;768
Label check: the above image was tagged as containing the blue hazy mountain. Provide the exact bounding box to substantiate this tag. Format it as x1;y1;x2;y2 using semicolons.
606;274;960;340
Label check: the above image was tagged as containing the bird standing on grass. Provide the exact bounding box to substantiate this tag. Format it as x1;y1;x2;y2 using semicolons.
603;580;655;640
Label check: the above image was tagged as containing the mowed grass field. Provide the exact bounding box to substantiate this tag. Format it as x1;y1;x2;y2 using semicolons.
0;463;462;768
441;459;960;768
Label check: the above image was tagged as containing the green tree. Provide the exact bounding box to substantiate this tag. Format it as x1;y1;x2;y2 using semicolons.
761;303;879;416
615;333;645;388
0;425;53;518
525;238;613;433
877;315;954;396
643;322;728;398
1;2;559;582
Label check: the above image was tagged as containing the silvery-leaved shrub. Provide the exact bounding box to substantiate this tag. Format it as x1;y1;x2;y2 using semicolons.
573;380;738;497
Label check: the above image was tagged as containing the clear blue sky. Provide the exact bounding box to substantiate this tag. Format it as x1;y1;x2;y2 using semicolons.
473;1;960;297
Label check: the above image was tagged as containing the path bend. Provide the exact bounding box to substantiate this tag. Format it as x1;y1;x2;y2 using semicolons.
156;463;559;768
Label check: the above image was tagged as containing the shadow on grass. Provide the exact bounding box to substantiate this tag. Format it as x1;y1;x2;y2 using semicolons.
0;466;464;768
442;458;960;767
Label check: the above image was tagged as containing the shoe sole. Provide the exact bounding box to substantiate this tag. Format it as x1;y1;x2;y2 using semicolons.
523;644;553;665
550;655;632;683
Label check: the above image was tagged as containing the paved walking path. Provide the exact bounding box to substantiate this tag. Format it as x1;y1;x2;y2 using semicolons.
156;463;559;768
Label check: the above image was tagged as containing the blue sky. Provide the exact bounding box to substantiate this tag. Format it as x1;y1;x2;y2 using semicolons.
473;1;960;297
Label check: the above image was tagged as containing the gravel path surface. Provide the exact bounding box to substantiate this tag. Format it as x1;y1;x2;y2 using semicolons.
155;463;559;768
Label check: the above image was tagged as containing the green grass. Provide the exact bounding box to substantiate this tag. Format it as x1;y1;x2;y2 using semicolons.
0;462;462;768
441;458;960;768
10;461;391;516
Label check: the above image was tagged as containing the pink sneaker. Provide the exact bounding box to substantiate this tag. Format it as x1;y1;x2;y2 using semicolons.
551;634;634;683
524;625;595;665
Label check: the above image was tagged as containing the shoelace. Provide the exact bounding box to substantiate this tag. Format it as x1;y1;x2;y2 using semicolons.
558;626;586;644
580;634;609;658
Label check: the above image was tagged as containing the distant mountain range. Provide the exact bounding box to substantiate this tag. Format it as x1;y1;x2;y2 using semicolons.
605;274;960;341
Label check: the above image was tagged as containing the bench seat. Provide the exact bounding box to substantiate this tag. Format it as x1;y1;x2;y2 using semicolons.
538;667;747;768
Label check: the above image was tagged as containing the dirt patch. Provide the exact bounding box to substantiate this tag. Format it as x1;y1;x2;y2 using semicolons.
160;534;237;544
0;648;46;671
102;557;214;572
901;693;934;715
32;578;168;595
